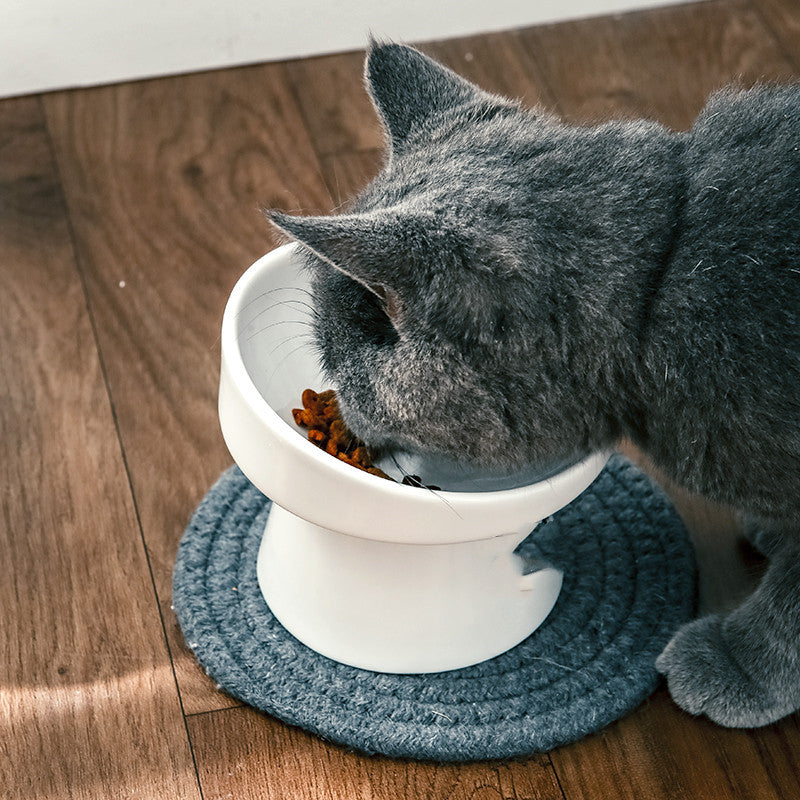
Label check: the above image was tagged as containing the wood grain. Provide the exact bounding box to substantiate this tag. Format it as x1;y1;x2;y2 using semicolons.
42;63;334;716
424;32;554;108
519;0;795;129
285;50;385;157
0;97;199;800
551;690;800;800
752;0;800;66
188;706;565;800
3;1;799;797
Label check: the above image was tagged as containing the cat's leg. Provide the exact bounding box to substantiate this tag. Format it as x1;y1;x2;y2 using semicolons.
656;532;800;727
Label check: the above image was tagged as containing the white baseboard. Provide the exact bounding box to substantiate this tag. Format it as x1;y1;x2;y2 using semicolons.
3;0;694;98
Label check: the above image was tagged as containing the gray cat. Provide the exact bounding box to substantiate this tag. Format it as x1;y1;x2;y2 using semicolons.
269;43;800;728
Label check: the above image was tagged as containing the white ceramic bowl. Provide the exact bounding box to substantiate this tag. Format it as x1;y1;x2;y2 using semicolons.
219;244;608;673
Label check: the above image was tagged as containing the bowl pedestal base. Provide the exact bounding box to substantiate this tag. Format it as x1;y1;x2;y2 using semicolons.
257;503;563;673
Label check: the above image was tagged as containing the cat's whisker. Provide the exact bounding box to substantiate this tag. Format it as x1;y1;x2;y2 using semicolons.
330;160;344;210
208;285;317;351
241;300;317;340
263;339;318;386
264;331;315;359
528;655;576;672
243;318;315;344
243;297;317;330
343;431;358;453
229;285;316;321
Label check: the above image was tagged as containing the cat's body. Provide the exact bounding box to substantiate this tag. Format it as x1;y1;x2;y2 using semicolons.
270;43;800;728
641;88;800;520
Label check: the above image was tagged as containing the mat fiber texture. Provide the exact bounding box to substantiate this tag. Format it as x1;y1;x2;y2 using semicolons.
173;453;695;761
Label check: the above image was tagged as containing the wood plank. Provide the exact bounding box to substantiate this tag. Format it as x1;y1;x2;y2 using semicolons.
747;715;800;800
752;0;800;66
285;50;385;157
424;32;554;108
0;96;199;800
29;6;800;798
42;62;333;716
520;0;796;129
187;706;564;800
516;2;800;797
552;690;799;800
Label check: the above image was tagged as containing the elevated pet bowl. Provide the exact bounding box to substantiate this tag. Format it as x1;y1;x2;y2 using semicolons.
218;243;608;673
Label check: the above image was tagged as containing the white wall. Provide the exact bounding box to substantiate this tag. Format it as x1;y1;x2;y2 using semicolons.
3;0;692;98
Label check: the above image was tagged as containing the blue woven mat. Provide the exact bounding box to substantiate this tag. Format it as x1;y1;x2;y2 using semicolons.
173;453;695;761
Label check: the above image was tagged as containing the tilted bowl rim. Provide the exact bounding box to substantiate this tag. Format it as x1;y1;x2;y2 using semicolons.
219;243;609;525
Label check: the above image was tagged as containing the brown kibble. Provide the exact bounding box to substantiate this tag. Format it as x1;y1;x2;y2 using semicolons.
329;419;348;440
351;446;371;467
336;452;364;471
307;429;326;446
293;387;391;480
291;388;440;489
301;388;319;410
292;407;317;428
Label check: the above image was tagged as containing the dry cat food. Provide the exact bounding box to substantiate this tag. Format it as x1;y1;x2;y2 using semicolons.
292;389;393;480
292;389;440;489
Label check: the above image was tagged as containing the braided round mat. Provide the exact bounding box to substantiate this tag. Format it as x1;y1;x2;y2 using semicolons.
173;453;695;761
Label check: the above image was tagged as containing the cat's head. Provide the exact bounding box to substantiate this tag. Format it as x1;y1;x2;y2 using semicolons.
268;43;599;471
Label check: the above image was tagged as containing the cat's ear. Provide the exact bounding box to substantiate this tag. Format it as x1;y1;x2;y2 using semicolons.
365;41;486;150
267;209;406;320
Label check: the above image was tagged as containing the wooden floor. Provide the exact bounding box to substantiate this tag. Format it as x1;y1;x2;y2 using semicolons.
3;0;800;797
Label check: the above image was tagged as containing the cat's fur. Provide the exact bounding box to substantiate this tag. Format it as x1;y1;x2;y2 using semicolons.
269;43;800;728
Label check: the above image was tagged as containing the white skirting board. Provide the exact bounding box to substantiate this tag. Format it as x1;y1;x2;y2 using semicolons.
3;0;696;98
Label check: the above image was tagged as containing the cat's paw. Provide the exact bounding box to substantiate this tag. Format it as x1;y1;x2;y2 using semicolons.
656;615;798;727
